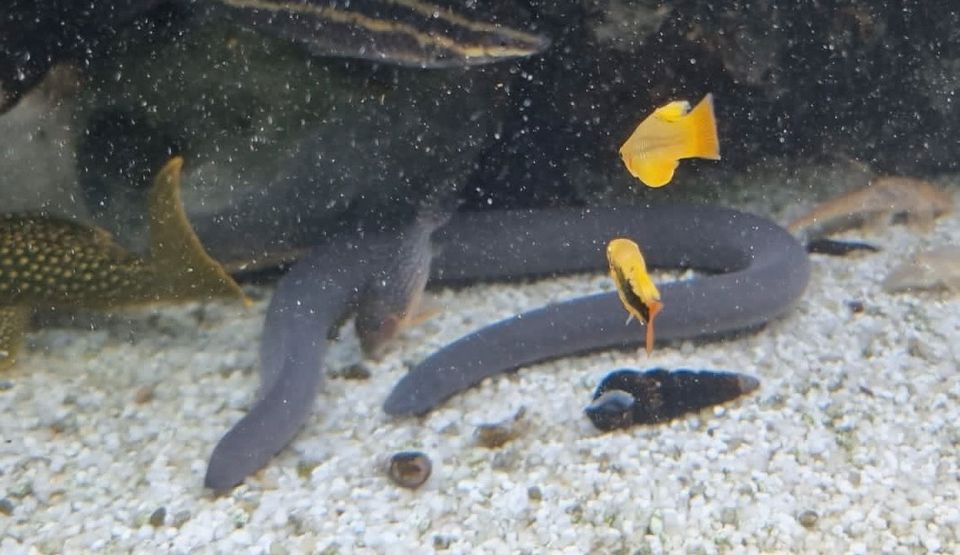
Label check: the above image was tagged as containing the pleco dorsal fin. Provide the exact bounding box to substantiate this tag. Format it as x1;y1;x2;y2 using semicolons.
0;306;30;371
147;157;251;306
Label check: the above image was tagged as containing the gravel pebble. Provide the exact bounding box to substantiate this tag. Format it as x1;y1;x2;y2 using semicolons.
0;186;957;552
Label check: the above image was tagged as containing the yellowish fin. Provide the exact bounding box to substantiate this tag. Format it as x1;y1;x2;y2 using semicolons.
146;157;251;306
606;238;663;355
619;93;720;187
0;156;249;370
0;306;30;371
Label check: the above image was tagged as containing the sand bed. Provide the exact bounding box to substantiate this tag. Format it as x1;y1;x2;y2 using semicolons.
1;186;958;554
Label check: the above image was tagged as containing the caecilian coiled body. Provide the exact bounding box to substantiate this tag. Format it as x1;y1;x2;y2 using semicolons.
206;203;811;489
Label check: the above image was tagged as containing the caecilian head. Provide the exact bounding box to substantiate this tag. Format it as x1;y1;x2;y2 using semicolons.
357;312;402;360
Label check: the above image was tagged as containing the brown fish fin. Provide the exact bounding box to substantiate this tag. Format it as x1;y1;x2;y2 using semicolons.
357;293;438;360
360;301;439;361
685;94;720;160
146;157;251;306
0;306;31;371
406;297;442;328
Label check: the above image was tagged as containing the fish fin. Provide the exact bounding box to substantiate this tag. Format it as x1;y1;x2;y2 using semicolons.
146;157;251;306
407;298;442;328
643;299;662;355
0;306;31;371
684;94;720;160
625;157;679;188
360;313;401;361
644;321;655;355
653;100;692;122
358;298;440;360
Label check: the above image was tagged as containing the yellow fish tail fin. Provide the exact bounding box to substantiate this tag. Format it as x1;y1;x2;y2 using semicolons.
625;157;680;188
684;93;720;160
0;306;30;371
147;157;251;306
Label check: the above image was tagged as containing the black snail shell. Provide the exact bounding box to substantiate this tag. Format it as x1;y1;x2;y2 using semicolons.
585;368;760;432
386;451;433;489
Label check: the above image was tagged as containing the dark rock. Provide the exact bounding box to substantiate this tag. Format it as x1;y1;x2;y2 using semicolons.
527;485;543;502
806;239;880;256
798;509;819;529
585;368;760;431
584;390;636;431
386;451;432;489
332;364;372;381
474;407;527;449
148;506;166;527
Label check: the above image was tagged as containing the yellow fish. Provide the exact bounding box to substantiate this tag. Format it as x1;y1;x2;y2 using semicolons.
619;93;720;187
606;237;663;355
0;157;250;370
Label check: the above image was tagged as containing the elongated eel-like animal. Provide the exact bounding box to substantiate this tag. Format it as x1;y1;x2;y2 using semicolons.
205;238;379;490
386;204;811;414
205;204;810;489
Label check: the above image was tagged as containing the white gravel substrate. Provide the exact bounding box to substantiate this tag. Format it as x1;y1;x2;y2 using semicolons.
1;185;958;554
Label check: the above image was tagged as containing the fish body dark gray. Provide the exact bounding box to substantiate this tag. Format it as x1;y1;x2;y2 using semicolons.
1;0;547;114
355;204;453;357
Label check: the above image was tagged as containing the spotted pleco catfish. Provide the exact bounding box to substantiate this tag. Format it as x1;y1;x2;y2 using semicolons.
0;157;249;370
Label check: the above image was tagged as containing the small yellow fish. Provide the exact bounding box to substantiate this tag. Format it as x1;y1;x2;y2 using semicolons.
619;93;720;187
606;238;663;355
0;156;249;370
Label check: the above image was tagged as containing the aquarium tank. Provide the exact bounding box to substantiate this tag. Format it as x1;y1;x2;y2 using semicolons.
1;1;958;552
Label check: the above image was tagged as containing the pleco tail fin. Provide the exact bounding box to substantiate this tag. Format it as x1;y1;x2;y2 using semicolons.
147;157;251;305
